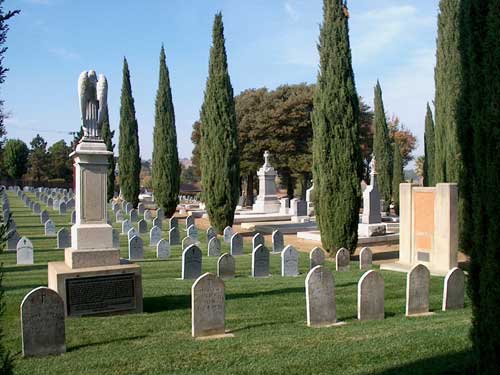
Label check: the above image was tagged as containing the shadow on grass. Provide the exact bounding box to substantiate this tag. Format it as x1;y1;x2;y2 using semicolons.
69;335;147;352
351;251;399;262
1;264;47;273
230;321;281;333
369;350;473;375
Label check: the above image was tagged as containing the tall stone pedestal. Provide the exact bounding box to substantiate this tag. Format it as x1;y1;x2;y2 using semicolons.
252;151;281;214
48;140;142;316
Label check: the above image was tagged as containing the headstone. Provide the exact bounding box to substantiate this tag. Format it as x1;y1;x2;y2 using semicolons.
17;237;34;265
66;198;75;210
137;219;147;234
187;224;198;241
252;233;264;250
129;209;138;222
40;210;49;225
47;197;53;208
406;264;430;316
112;202;119;213
169;227;180;245
112;229;119;248
169;217;178;230
52;198;59;210
230;233;243;256
185;215;194;228
156;208;164;221
70;210;76;224
7;230;20;251
116;209;124;222
144;209;152;222
58;201;67;214
252;244;269;278
127;227;138;242
281;245;299;276
137;202;144;215
272;230;284;253
217;253;235;279
21;287;65;357
358;270;384;321
208;237;221;257
122;200;128;211
306;265;337;327
442;267;465;311
152;217;162;229
156;239;170;259
207;227;217;243
223;226;233;243
128;235;144;261
309;247;325;270
335;248;350;271
125;202;133;215
44;219;56;236
182;236;196;250
56;228;70;249
182;244;202;280
122;219;132;234
191;273;225;338
149;226;162;247
33;202;41;214
359;247;373;270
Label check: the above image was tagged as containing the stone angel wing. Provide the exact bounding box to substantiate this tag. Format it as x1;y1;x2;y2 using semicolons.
96;74;108;126
78;71;89;124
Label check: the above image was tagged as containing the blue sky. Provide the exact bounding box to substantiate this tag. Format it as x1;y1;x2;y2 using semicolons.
3;0;438;164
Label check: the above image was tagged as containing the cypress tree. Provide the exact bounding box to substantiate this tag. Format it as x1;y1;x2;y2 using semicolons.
423;103;435;186
200;13;240;233
434;0;465;183
312;0;362;254
391;142;404;215
372;80;392;203
152;46;180;218
101;108;115;202
118;58;140;207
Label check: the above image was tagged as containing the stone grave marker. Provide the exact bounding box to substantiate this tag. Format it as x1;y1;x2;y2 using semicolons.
7;230;20;251
58;201;67;214
187;224;198;241
359;247;373;270
206;227;216;243
40;210;49;224
252;244;270;278
406;264;430;316
52;198;59;210
70;210;76;224
121;200;128;211
33;202;41;214
252;233;264;250
156;239;170;259
309;247;325;270
138;219;147;234
182;244;202;280
149;226;162;247
144;209;152;221
169;217;178;230
127;227;138;242
182;236;196;250
17;237;34;265
281;245;299;276
223;226;233;243
156;208;165;221
306;265;338;327
66;198;75;210
335;248;350;271
169;227;180;245
129;209;138;222
358;270;384;321
217;253;235;279
230;233;243;256
21;287;65;357
137;202;144;215
152;217;162;229
112;229;119;248
47;197;53;208
272;230;284;253
208;237;221;257
191;273;225;338
116;209;124;222
45;219;56;236
442;267;465;311
128;235;144;261
122;219;132;234
125;202;133;215
57;228;70;249
186;215;194;228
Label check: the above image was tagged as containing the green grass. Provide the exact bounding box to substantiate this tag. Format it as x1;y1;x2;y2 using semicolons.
1;191;472;375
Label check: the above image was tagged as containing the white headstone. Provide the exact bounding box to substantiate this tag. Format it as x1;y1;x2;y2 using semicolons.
358;270;384;321
122;219;132;234
187;224;198;241
191;273;225;338
128;235;144;261
252;233;264;250
230;233;243;256
137;219;147;234
309;247;325;270
44;219;56;236
306;265;337;327
127;227;138;242
17;237;34;265
144;209;152;222
281;245;299;276
150;226;162;247
223;226;233;243
40;210;49;225
406;264;430;316
116;209;124;222
56;228;70;249
442;267;465;311
252;244;269;278
169;227;180;245
206;227;217;243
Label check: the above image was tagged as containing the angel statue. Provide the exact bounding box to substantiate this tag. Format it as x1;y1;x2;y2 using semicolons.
77;70;108;141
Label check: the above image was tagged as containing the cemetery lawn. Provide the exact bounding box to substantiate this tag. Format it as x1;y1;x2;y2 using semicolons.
1;192;472;375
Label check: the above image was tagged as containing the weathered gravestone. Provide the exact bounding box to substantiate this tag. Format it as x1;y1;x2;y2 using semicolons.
252;233;264;250
169;217;178;230
272;230;284;254
306;265;339;327
125;202;133;215
359;247;373;270
70;210;76;224
152;217;162;229
223;226;233;243
137;202;144;215
217;253;235;279
156;239;170;259
336;247;350;271
191;273;226;338
156;208;165;221
309;247;325;270
7;230;20;251
206;227;216;243
57;228;71;249
112;202;118;213
252;244;270;278
17;237;34;265
358;270;384;321
230;233;243;256
40;210;49;225
150;226;162;247
47;197;53;208
208;237;221;257
129;209;138;222
127;227;138;242
187;225;198;241
121;219;132;234
137;219;147;234
58;201;67;214
128;235;144;261
169;227;180;245
186;215;194;229
21;287;65;357
112;229;120;248
45;219;56;236
33;202;41;214
182;236;196;250
281;245;299;276
442;267;465;311
66;198;75;210
144;209;152;222
116;209;124;222
406;264;430;316
182;244;202;280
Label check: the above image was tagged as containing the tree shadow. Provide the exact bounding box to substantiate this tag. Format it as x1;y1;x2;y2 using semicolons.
230;321;281;333
226;287;304;301
143;294;190;313
1;264;47;273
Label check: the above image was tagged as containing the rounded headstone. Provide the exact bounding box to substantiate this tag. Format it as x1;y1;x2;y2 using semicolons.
335;248;350;271
191;273;225;337
359;247;373;270
406;264;430;316
156;239;170;259
442;267;465;311
306;265;337;327
217;253;235;279
17;237;34;265
252;244;269;278
272;230;284;253
357;270;384;321
182;244;202;280
208;237;221;257
230;232;243;256
309;247;325;270
281;245;299;276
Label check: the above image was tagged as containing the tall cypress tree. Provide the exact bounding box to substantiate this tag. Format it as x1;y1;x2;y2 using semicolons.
423;103;435;186
372;80;392;203
118;58;140;207
391;142;404;215
152;46;180;218
200;13;240;233
101;108;115;202
312;0;362;254
434;0;465;183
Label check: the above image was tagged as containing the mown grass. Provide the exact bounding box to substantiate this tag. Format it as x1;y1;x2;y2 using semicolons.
1;191;472;375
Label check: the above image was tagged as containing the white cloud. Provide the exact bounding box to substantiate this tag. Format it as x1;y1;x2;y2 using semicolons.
284;1;299;22
49;47;80;61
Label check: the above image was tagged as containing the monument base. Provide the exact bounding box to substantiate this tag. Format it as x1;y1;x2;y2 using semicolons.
380;262;450;277
48;261;143;317
252;199;281;214
65;247;120;269
358;223;386;238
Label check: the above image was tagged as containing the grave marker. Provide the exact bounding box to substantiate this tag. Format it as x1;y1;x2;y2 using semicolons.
182;244;202;280
191;273;226;338
442;267;465;311
335;248;350;271
208;237;221;257
358;270;384;321
252;244;269;278
217;253;235;279
406;264;430;316
305;266;338;327
57;228;71;249
128;235;144;261
281;245;299;276
309;247;325;270
272;230;284;254
17;237;34;265
359;247;373;270
156;239;170;259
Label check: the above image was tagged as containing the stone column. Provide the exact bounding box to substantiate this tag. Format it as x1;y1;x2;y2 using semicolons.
252;151;281;213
